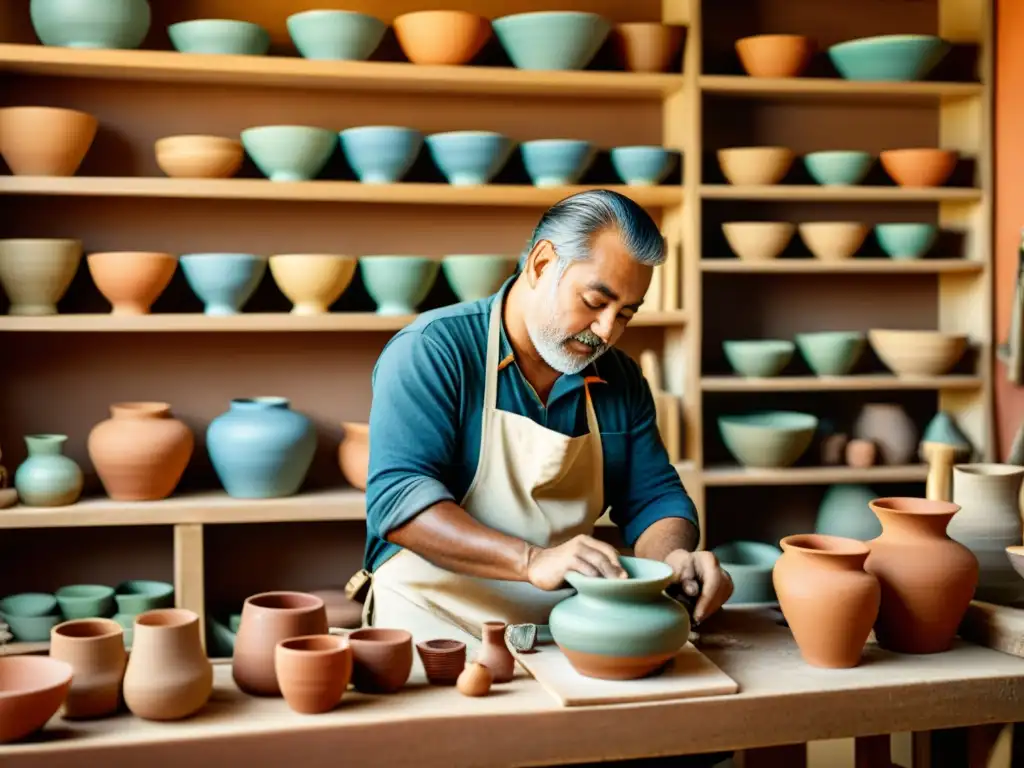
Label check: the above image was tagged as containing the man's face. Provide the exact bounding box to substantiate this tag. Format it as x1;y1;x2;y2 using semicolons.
526;228;654;375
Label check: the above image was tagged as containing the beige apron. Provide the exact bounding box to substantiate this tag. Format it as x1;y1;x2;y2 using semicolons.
358;294;606;651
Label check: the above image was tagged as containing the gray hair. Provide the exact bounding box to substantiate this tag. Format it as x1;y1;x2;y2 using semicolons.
518;189;667;278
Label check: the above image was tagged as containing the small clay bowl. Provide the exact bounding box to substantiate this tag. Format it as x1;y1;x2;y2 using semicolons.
415;639;466;686
347;628;413;694
275;634;352;715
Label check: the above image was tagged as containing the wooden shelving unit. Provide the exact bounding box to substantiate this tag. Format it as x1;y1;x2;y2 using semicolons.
0;0;993;662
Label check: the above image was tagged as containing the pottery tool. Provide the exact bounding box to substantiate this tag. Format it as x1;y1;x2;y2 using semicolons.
639;349;681;463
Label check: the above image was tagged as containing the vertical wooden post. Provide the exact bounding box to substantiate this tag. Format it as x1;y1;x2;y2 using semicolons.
174;523;206;652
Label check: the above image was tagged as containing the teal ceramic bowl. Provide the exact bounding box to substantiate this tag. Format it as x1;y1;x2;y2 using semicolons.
0;592;58;617
180;253;267;315
875;223;938;259
718;411;819;468
339;126;423;184
241;125;338;182
113;580;174;614
442;255;517;302
492;11;611;70
360;256;441;315
610;146;679;186
168;19;270;56
520;139;595;187
828;34;950;81
55;584;116;620
4;613;61;642
425;131;514;186
723;339;795;378
287;10;387;61
712;541;783;604
803;151;873;186
30;0;151;49
795;331;866;376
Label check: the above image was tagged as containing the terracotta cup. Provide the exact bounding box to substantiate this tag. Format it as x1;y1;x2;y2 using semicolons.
87;251;178;315
613;23;684;73
415;639;466;686
49;618;127;719
392;10;490;65
337;422;369;490
275;634;352;714
232;591;328;696
347;628;413;693
0;106;98;176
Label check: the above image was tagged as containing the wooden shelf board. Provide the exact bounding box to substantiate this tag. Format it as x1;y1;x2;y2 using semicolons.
701;375;983;392
700;259;985;274
702;464;929;486
0;43;684;99
0;311;687;332
700;75;983;101
701;185;982;202
1;641;49;656
0;176;684;208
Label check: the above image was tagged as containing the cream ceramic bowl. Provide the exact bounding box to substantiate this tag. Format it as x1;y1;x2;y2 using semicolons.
798;222;870;261
717;146;795;185
868;329;968;376
268;254;358;315
155;135;244;179
722;222;795;261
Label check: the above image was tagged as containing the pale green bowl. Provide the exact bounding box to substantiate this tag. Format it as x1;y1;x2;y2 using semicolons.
795;331;866;376
723;339;795;378
719;411;819;468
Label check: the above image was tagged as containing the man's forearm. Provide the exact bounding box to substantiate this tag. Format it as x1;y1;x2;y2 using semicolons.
633;517;700;562
385;501;534;581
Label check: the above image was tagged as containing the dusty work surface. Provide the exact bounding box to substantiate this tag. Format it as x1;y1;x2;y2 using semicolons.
3;607;1023;768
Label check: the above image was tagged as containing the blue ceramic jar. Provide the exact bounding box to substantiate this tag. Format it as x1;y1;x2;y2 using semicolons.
14;434;83;507
206;397;316;498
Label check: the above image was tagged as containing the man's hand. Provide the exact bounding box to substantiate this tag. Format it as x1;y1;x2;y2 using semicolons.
664;549;733;624
526;534;628;591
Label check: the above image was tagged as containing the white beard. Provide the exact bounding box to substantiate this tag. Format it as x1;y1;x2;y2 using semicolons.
525;301;608;375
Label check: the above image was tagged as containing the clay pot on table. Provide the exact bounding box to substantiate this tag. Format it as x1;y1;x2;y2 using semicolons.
49;618;126;719
0;239;82;316
735;34;814;78
275;634;352;714
476;621;516;683
416;639;467;686
86;251;178;315
0;106;97;176
865;497;978;654
88;402;194;501
122;608;212;720
347;627;413;693
337;422;369;490
232;591;328;696
613;23;684;73
773;534;880;668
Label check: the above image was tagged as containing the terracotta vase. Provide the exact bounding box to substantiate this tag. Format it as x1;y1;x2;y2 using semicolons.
86;251;177;315
0;106;98;176
851;403;917;465
232;591;328;696
87;402;194;501
122;609;212;721
274;634;352;714
949;464;1024;606
476;620;515;683
347;628;413;693
49;618;127;719
337;421;369;490
613;23;684;73
865;497;979;654
0;238;83;315
773;534;880;668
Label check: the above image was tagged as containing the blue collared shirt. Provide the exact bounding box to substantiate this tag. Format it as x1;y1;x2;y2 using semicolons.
363;277;698;572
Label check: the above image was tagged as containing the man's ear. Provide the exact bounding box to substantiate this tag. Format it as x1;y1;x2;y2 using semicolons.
525;240;555;288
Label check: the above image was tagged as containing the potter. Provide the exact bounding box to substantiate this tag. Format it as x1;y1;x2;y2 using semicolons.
354;190;732;675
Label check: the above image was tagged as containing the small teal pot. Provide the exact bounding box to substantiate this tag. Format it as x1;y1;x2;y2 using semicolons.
723;339;794;378
360;256;441;315
241;125;338;182
30;0;151;50
549;556;691;679
610;146;679;186
339;126;423;184
168;19;270;56
828;34;950;82
815;484;883;541
795;331;866;376
14;434;83;507
180;253;266;315
287;10;387;61
492;11;610;71
712;541;783;604
875;223;938;260
803;151;873;186
425;131;513;186
442;255;517;302
206;397;317;499
520;139;595;187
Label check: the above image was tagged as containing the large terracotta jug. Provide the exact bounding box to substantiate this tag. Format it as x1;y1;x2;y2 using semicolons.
87;402;194;500
232;591;328;696
949;464;1024;606
865;497;978;654
772;534;880;668
122;609;212;721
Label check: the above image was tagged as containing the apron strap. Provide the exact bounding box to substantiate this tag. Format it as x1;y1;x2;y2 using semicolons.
483;292;503;412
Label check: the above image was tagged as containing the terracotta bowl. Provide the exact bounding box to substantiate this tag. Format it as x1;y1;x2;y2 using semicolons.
735;34;814;78
0;106;97;176
613;22;684;73
268;254;358;315
392;10;490;65
1007;546;1024;581
155;135;244;179
798;222;869;261
87;251;177;315
416;639;467;686
274;634;352;715
717;147;795;185
880;148;957;187
347;628;413;694
722;222;796;261
0;655;73;744
868;329;969;376
337;421;369;490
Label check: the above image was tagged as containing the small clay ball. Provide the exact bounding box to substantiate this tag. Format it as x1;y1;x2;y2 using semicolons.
456;661;493;697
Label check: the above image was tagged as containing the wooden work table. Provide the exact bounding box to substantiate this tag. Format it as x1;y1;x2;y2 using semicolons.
2;607;1022;767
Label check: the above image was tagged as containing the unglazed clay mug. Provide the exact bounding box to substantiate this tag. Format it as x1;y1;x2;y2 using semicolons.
49;617;127;719
275;634;352;714
347;628;413;693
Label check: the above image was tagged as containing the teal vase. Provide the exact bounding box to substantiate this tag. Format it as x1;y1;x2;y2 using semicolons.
814;484;882;540
548;556;690;680
14;434;83;507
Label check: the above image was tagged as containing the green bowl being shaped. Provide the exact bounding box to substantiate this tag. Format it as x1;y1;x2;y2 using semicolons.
360;256;442;315
0;592;57;617
4;613;61;642
168;19;270;56
492;11;611;71
712;541;783;604
875;223;938;260
441;255;517;303
803;151;873;186
718;411;819;468
828;34;950;82
795;331;866;376
55;584;116;620
114;580;174;614
723;339;795;378
30;0;151;50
